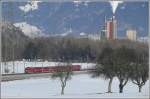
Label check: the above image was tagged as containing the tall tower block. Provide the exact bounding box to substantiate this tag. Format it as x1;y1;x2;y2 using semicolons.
106;16;117;39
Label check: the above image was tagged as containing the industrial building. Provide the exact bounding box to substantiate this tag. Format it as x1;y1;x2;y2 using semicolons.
99;16;117;40
106;16;117;40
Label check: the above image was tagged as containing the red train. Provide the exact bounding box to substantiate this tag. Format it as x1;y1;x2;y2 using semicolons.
25;65;81;73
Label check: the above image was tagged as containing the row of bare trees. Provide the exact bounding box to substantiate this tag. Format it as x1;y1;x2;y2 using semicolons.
22;37;100;62
50;40;148;95
90;42;148;93
2;31;148;63
22;37;148;63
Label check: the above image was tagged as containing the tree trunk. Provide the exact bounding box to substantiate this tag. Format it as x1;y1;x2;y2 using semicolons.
107;78;113;93
61;85;65;95
119;82;123;93
119;78;128;93
138;85;142;93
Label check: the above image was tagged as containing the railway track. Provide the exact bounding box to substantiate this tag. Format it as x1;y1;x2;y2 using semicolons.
1;71;90;82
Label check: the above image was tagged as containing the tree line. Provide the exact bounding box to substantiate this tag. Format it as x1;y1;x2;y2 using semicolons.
22;37;98;62
90;43;148;93
2;35;148;63
50;41;148;95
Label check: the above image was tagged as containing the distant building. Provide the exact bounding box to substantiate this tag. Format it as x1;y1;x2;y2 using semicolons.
100;26;106;40
126;29;137;41
106;16;117;40
137;37;148;44
79;32;88;38
88;34;101;40
96;15;118;41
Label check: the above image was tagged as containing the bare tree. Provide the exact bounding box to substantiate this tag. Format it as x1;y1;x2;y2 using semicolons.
90;46;115;93
51;62;73;95
130;48;149;92
114;46;136;93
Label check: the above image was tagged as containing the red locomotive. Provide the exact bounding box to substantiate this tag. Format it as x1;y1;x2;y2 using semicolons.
25;65;81;73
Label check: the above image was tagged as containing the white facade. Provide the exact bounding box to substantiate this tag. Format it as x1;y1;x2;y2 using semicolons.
88;34;101;40
126;30;137;41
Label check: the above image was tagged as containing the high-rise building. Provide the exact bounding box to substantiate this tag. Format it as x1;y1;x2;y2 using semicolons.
126;29;137;41
106;16;117;40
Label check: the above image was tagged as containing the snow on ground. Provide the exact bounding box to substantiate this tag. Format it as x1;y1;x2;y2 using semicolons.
1;74;149;98
1;61;96;74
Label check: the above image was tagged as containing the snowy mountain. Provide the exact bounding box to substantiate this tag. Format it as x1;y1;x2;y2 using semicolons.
2;1;148;38
14;22;48;38
1;21;29;43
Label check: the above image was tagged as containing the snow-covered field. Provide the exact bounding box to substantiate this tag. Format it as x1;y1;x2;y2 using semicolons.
1;61;96;74
1;74;149;98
